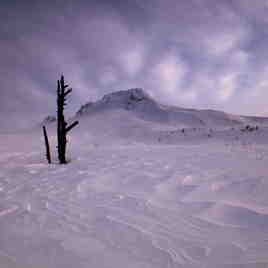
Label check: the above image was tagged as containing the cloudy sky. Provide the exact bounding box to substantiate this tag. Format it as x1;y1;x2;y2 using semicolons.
1;0;268;129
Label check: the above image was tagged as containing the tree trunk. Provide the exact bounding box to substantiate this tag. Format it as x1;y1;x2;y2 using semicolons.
43;125;51;164
56;75;78;164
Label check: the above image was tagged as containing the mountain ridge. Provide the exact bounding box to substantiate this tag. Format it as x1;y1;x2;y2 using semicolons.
74;88;268;127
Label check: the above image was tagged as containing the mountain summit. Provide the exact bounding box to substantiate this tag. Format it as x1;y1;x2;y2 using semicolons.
75;88;268;128
76;88;154;116
76;88;207;126
76;88;240;127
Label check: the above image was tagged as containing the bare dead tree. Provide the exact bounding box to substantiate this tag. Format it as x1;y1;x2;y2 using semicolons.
57;75;79;164
42;125;51;164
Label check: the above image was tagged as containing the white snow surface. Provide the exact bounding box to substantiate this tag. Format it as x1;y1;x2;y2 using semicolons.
1;89;268;268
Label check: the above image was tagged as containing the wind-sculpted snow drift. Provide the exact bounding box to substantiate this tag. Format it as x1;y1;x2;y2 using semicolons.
1;89;268;268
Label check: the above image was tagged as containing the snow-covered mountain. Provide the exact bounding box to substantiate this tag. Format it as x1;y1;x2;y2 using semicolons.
75;88;268;128
62;88;268;145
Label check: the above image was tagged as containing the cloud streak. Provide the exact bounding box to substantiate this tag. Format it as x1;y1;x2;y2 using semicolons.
1;0;268;129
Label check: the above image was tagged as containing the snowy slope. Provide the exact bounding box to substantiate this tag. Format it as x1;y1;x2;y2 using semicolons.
76;88;205;128
1;89;268;268
68;88;268;145
75;88;268;128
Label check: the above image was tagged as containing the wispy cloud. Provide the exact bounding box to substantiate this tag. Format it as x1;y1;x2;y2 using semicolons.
1;0;268;129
